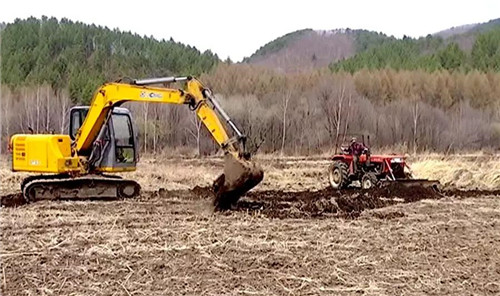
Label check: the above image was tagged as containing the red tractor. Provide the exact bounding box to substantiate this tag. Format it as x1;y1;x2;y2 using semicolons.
328;139;439;190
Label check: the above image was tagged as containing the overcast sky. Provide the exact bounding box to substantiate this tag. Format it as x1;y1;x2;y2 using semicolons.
1;0;499;61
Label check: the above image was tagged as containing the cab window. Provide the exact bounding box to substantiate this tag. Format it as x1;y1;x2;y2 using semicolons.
69;108;89;140
112;114;134;163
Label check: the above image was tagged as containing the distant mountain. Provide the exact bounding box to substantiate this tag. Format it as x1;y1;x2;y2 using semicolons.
243;29;392;72
244;18;500;72
434;18;500;51
434;24;479;39
436;18;500;37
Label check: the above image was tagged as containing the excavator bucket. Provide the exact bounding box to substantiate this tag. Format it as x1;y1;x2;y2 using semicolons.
213;154;264;210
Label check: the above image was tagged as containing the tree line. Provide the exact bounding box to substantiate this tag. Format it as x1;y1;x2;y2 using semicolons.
201;65;500;154
1;17;219;104
2;65;500;155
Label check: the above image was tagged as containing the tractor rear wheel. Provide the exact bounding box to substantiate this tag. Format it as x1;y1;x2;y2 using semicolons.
329;161;349;189
361;173;378;189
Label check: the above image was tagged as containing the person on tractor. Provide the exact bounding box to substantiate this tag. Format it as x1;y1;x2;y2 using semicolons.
347;137;368;174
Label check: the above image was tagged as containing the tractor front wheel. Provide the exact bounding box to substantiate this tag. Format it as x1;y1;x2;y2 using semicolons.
361;173;378;189
329;161;349;189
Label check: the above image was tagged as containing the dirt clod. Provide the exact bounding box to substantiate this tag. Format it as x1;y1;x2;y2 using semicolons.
1;193;25;207
191;185;213;198
371;182;443;202
371;211;406;219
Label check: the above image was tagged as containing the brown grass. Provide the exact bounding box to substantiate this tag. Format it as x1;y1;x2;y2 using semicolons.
1;154;500;295
410;155;500;189
3;154;500;194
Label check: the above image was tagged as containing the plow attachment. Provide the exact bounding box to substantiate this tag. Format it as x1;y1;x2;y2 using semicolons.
380;178;442;192
213;154;264;210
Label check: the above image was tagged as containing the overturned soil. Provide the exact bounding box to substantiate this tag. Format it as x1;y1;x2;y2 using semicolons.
2;183;496;220
142;183;496;219
234;183;444;219
0;193;24;207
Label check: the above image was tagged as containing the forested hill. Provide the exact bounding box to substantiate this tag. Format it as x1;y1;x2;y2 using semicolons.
330;25;500;73
0;17;219;103
329;18;500;73
436;18;500;38
244;18;500;73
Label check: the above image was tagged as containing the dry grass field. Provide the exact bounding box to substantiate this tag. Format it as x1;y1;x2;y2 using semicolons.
1;155;500;295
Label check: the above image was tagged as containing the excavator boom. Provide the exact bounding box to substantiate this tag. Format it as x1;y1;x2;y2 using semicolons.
76;77;233;155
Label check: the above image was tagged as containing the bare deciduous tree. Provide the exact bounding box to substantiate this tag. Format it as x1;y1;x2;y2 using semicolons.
2;69;500;155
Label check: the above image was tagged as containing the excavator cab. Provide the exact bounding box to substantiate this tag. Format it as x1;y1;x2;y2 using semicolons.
69;106;138;172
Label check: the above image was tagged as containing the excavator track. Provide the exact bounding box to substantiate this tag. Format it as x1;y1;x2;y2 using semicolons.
21;175;141;202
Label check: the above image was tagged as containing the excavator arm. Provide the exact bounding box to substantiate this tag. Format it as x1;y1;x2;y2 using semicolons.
74;76;263;209
75;76;242;157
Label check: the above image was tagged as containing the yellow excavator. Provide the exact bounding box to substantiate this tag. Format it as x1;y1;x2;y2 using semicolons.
9;76;264;209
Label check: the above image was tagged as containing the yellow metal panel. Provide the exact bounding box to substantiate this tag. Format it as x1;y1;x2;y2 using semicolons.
27;136;48;169
11;134;80;174
57;157;79;170
54;136;72;157
11;135;28;168
196;104;229;147
98;167;136;172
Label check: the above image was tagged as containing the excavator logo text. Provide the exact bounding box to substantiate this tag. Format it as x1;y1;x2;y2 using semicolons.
140;91;163;99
